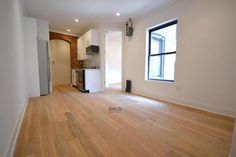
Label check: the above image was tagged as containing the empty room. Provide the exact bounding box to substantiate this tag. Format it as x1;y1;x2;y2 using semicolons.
0;0;236;157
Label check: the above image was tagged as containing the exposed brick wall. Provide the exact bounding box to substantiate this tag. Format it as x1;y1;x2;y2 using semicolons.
49;32;83;69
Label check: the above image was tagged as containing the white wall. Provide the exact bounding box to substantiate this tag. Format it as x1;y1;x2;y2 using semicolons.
105;31;122;86
37;19;52;92
0;0;28;156
23;17;40;97
124;0;236;117
37;19;50;41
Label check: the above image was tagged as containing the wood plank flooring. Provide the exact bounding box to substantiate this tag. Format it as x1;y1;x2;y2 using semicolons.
14;85;235;157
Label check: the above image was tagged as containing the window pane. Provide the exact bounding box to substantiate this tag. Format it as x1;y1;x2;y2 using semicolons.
151;24;177;53
150;34;164;55
162;54;176;80
149;54;176;81
149;56;162;79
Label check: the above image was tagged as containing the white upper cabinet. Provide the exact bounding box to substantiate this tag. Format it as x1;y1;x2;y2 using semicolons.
77;35;88;60
77;29;99;60
77;37;81;60
84;29;99;46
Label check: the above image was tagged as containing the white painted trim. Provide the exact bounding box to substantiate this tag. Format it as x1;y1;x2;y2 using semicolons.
133;91;236;118
4;98;29;157
50;29;80;37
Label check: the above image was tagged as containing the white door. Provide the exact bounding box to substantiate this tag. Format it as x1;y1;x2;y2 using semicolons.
50;40;71;87
105;31;122;89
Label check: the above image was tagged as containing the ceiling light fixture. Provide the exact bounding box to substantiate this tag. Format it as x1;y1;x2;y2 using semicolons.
75;19;79;22
67;29;71;32
116;12;120;16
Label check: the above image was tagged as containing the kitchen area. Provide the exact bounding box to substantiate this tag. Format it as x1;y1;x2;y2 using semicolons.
50;27;123;94
70;29;102;93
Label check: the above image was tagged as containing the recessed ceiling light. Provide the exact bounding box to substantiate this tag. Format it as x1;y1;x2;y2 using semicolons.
67;29;71;32
75;19;79;22
116;12;120;16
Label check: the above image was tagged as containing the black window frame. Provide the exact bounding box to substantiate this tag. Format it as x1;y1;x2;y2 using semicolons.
148;20;177;82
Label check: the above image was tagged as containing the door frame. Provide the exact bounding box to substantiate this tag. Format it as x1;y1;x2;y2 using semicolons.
104;30;123;89
99;26;125;91
50;39;71;88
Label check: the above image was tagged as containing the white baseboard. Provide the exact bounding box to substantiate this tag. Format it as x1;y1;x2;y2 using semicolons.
3;97;29;157
133;91;236;118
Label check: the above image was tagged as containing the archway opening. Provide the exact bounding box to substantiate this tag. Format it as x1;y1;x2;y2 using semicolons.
50;39;71;89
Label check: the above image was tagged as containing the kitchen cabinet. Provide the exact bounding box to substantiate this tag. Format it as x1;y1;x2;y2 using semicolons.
84;69;101;93
77;29;99;60
84;29;99;47
77;35;88;60
77;69;101;93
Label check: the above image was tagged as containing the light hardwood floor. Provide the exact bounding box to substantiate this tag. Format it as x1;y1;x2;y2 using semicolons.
14;85;235;157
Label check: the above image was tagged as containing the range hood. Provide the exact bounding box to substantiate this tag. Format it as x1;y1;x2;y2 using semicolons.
86;45;99;55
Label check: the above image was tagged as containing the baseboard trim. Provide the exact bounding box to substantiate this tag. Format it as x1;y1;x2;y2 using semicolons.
3;97;29;157
133;91;236;118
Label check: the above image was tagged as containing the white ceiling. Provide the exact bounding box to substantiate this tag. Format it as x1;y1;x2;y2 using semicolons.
23;0;179;35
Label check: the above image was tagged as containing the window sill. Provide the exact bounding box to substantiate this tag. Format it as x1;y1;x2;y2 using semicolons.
146;79;175;83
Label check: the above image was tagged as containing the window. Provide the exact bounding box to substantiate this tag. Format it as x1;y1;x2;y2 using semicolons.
148;20;177;82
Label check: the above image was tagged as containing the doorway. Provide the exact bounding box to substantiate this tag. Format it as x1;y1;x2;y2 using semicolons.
50;40;71;88
105;31;122;90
